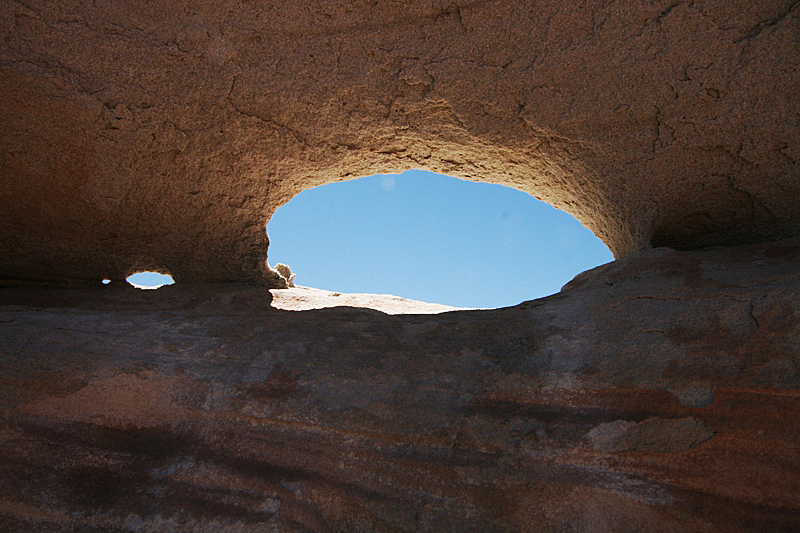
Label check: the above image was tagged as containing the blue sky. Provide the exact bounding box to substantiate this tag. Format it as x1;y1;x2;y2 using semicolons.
265;170;613;308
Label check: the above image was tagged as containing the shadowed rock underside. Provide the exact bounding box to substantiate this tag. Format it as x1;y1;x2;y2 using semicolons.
0;0;798;283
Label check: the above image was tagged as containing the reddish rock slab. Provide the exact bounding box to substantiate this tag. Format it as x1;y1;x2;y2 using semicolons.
0;239;798;532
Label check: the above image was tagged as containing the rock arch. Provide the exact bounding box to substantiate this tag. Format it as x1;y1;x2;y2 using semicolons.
1;2;800;531
1;1;797;284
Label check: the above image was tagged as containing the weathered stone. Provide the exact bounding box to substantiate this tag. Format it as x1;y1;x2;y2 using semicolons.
588;417;716;453
0;1;798;530
1;0;798;283
0;238;798;531
270;285;466;314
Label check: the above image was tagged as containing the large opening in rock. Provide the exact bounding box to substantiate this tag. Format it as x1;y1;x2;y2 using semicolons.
267;170;613;309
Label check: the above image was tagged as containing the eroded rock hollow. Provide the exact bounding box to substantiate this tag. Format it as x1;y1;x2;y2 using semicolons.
1;0;798;282
0;0;799;531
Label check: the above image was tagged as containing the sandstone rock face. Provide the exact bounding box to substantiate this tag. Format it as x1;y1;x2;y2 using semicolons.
1;0;798;283
1;239;798;532
1;1;798;531
270;285;468;314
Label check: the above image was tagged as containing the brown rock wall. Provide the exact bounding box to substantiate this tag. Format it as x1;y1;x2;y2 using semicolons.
0;239;798;531
1;0;798;282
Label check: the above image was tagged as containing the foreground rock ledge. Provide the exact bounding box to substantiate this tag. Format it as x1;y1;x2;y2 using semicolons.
1;239;799;532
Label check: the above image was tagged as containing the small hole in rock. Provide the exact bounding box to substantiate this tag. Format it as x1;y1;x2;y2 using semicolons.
126;272;174;289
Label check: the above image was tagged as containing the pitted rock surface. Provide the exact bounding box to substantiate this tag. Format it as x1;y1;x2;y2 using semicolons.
1;0;798;283
1;239;798;532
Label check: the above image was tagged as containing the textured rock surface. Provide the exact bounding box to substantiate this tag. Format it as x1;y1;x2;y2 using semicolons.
1;238;798;532
0;1;798;530
270;285;467;314
1;0;798;283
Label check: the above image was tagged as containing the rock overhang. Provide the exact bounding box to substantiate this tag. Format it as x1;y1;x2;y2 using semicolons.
0;0;797;285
